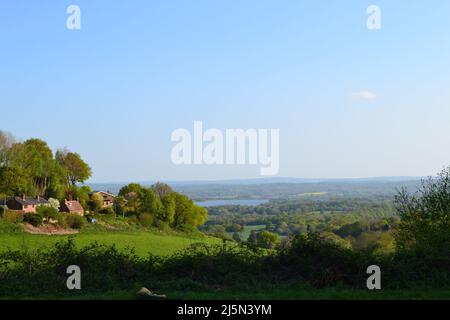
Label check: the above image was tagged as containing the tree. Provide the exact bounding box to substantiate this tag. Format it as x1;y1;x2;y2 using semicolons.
139;187;163;216
36;205;60;222
89;193;104;213
113;195;127;218
56;149;92;186
0;130;15;166
47;198;61;211
152;182;174;198
394;166;450;256
73;185;92;209
119;183;143;214
8;139;55;195
160;193;176;224
172;193;207;229
256;231;280;249
0;166;32;196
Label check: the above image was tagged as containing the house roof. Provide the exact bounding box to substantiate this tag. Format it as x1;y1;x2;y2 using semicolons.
64;200;84;212
9;197;49;206
91;191;116;197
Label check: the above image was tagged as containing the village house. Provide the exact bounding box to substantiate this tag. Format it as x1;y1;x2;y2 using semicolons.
4;196;49;213
60;200;85;216
90;191;115;208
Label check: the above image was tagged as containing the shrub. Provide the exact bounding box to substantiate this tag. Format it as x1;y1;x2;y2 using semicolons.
256;231;280;249
177;223;199;234
278;233;369;288
0;219;22;233
65;214;85;229
23;213;43;227
99;207;115;215
127;215;138;225
36;206;59;222
2;210;22;223
395;166;450;258
138;213;153;228
153;218;170;232
47;198;60;211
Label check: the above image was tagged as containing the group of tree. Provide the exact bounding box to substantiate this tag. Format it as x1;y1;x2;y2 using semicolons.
0;130;91;200
116;182;208;231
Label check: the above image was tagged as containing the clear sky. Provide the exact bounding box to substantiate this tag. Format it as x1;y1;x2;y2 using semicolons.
1;1;449;182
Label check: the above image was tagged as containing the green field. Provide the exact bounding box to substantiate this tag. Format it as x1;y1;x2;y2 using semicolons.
0;231;221;257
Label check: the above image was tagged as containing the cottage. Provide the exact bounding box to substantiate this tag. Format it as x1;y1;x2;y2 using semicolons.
60;200;84;216
90;191;115;208
4;196;49;213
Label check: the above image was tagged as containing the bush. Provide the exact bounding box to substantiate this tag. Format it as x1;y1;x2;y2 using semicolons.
138;213;154;228
0;219;22;233
99;207;115;215
153;218;170;232
278;233;369;288
256;231;280;249
127;215;139;225
23;213;43;227
395;166;450;258
36;206;59;222
2;210;22;223
176;223;199;234
65;214;85;229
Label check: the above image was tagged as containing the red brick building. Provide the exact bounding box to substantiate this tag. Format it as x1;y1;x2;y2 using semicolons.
60;200;84;216
5;196;49;213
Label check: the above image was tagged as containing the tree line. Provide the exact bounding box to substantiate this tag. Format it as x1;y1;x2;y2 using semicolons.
0;130;91;199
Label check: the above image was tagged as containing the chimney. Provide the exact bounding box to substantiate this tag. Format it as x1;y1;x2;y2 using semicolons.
22;194;25;201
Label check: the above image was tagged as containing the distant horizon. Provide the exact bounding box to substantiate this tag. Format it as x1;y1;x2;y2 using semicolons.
87;175;426;185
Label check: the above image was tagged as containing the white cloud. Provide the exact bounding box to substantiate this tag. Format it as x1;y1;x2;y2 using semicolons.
350;90;377;101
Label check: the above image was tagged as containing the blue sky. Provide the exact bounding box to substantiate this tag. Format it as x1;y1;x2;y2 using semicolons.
1;1;449;182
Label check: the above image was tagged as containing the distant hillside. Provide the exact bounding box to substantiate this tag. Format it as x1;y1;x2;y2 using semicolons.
88;177;423;201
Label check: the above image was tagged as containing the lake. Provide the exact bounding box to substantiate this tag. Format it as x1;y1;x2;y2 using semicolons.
196;199;269;207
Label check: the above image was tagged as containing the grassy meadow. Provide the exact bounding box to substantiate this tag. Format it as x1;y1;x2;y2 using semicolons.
0;229;221;257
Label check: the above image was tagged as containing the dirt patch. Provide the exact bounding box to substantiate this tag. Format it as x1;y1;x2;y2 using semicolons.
22;223;79;235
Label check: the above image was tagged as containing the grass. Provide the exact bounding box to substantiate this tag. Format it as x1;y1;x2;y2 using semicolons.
0;230;222;257
8;287;450;300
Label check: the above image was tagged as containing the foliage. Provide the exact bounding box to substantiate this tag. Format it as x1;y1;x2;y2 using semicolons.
248;230;280;249
1;210;23;223
55;149;92;186
0;166;32;196
47;198;60;211
89;193;104;212
65;214;85;229
118;183;208;231
1;232;449;298
0;133;91;200
23;213;43;227
0;219;22;233
394;166;450;258
36;205;60;222
139;213;154;228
